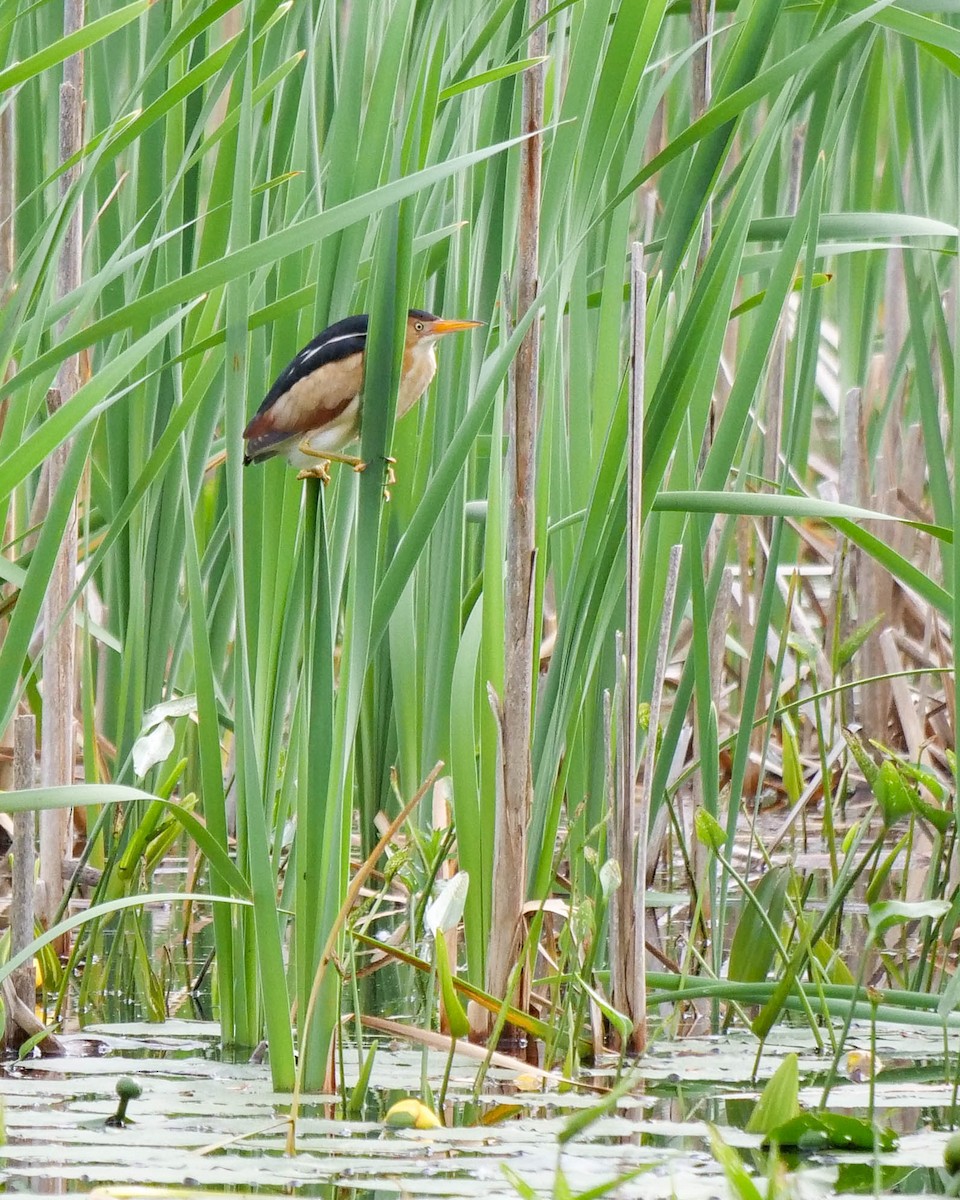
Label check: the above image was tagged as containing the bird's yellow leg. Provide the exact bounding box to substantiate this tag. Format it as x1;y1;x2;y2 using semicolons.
296;439;368;475
296;441;367;469
296;440;397;497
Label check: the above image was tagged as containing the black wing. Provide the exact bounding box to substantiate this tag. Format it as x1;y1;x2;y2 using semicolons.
243;314;369;435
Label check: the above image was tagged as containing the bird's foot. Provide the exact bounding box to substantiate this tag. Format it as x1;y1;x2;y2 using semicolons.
349;456;395;500
380;457;398;502
297;462;331;484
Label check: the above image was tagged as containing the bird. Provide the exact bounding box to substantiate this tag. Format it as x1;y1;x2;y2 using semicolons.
242;309;482;485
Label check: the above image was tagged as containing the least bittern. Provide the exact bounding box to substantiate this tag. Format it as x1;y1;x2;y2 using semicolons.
242;309;482;483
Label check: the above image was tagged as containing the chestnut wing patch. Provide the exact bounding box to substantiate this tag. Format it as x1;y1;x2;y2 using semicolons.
243;330;367;439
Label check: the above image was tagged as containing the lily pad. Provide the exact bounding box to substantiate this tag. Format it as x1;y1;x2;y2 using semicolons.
763;1111;898;1152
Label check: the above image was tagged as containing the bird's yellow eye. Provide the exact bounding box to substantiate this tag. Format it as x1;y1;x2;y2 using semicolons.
415;321;424;332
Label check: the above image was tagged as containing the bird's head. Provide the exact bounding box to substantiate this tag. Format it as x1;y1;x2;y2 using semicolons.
406;309;483;347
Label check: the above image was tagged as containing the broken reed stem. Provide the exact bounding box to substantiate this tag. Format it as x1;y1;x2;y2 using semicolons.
39;0;84;929
487;0;546;1010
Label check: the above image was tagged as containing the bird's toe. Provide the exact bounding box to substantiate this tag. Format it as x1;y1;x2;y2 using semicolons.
297;464;331;484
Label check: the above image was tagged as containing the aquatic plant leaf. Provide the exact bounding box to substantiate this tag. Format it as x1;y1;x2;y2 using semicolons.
502;1163;539;1200
708;1123;764;1200
729;271;832;320
694;807;726;852
841;821;861;855
598;858;621;898
745;1053;800;1134
893;757;949;805
425;872;470;935
346;1040;378;1118
438;57;549;103
482;1102;523;1124
907;788;954;835
867;899;950;942
874;760;914;826
132;722;175;778
434;930;470;1039
762;1111;897;1152
728;866;789;984
810;935;855;986
141;695;199;730
939;959;960;1020
835;612;883;671
842;729;879;788
865;832;911;906
781;723;802;805
573;974;633;1045
557;1072;640;1145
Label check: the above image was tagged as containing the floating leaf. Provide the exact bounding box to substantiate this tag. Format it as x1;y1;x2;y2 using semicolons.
763;1111;897;1152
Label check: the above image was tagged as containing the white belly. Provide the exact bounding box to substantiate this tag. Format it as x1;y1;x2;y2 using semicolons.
283;398;360;469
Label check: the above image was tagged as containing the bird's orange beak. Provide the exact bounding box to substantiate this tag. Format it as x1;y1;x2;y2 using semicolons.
431;318;484;335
